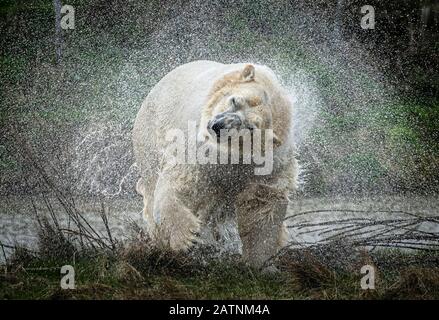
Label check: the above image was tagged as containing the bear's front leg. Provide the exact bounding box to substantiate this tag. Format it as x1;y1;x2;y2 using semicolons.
151;174;201;251
235;183;289;268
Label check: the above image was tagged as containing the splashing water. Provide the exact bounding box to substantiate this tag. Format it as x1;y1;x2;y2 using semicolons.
1;0;437;257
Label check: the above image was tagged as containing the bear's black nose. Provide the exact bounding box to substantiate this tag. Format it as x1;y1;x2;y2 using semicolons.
211;119;224;137
209;112;243;138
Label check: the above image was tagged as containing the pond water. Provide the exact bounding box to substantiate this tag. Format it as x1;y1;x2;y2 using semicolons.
1;195;438;262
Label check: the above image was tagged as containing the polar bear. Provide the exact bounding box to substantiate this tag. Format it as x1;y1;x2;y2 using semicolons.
132;60;297;268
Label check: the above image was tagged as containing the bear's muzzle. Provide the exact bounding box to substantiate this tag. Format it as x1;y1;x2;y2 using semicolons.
208;112;244;137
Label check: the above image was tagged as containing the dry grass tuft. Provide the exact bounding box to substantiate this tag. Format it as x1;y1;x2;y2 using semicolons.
37;217;76;261
119;240;202;277
278;250;335;292
385;267;439;299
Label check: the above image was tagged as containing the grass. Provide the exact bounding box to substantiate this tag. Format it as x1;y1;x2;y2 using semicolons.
2;240;439;300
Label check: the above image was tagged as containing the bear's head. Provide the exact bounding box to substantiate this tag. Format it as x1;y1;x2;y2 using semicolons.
199;64;285;152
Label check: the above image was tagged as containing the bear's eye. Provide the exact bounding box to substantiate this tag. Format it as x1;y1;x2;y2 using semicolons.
230;96;244;110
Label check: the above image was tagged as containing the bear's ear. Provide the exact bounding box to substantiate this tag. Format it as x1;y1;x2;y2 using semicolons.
241;64;255;82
